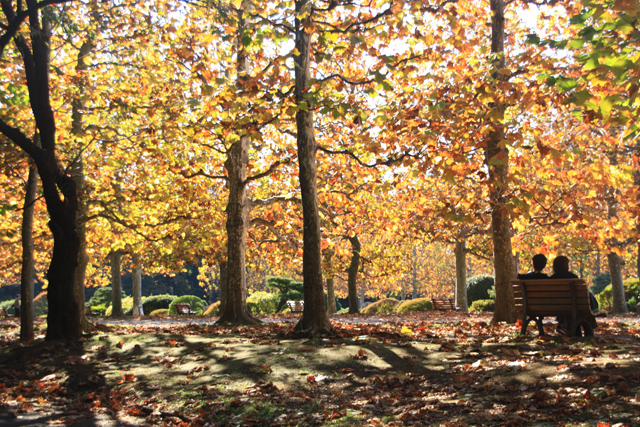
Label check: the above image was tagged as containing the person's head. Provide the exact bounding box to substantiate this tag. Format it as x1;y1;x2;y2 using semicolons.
552;256;570;274
532;254;547;271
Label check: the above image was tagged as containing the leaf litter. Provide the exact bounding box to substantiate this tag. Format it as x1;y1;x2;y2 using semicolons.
0;312;639;426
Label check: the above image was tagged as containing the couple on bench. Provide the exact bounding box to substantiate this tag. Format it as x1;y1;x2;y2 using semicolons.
519;254;599;334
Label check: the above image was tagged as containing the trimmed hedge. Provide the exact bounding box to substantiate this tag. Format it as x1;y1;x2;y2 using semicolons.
469;299;495;312
247;291;279;315
596;278;639;312
168;295;207;315
142;294;176;314
150;308;169;316
397;298;432;313
33;291;48;317
362;298;400;314
466;275;494;305
204;301;220;316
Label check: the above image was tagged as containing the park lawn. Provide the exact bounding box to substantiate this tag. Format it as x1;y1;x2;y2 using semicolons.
0;313;639;426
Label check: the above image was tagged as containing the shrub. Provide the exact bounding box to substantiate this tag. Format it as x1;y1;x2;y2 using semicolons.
596;278;639;312
591;273;611;295
33;292;48;317
150;309;169;316
142;294;176;314
361;298;400;314
0;299;14;316
469;299;495;312
628;296;638;313
247;291;279;315
168;295;207;315
466;275;495;305
105;296;133;317
266;276;304;310
91;304;107;316
397;298;432;313
204;301;220;316
88;287;114;308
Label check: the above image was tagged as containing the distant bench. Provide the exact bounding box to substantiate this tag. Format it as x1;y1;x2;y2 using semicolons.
511;278;599;337
286;301;304;313
0;308;8;318
431;297;456;311
175;303;196;315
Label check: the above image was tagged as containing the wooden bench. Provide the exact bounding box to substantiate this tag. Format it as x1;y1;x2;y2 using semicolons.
286;301;304;313
511;279;597;337
0;308;8;318
175;303;195;315
431;297;456;311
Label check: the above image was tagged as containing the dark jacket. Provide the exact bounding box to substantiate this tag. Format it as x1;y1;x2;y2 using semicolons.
517;271;549;280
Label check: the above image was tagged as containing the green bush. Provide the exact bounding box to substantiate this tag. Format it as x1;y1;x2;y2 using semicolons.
88;287;116;308
33;292;48;317
362;298;400;314
247;291;279;315
266;276;304;310
150;308;169;316
142;294;176;314
397;298;432;313
105;296;133;317
596;278;639;312
469;299;495;312
628;296;638;313
91;304;107;316
591;273;611;295
168;295;207;315
204;301;220;316
466;275;495;305
0;299;15;316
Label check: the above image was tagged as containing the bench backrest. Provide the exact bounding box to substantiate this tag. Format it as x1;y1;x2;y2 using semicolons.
511;279;591;317
175;303;191;314
286;301;304;312
431;298;455;310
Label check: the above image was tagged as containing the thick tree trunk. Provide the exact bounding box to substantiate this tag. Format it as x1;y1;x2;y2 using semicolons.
487;0;516;324
293;0;332;336
454;240;468;312
0;5;82;341
110;251;123;317
219;261;228;308
347;235;361;314
608;252;628;315
20;162;38;342
217;6;258;325
70;39;94;330
132;255;143;316
326;276;336;314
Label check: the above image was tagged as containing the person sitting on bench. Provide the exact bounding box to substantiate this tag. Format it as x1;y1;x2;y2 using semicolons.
517;254;549;280
551;255;598;334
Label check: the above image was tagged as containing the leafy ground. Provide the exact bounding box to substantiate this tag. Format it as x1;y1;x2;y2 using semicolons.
1;312;640;426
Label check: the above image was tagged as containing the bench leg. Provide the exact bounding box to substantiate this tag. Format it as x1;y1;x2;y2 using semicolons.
572;320;594;338
534;316;545;336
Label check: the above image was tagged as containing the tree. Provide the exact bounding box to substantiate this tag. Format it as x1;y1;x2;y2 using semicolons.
0;1;83;341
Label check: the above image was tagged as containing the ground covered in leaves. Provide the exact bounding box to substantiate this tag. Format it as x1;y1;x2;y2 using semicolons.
1;312;640;426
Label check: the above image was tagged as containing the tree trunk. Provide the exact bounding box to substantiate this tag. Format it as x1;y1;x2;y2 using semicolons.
110;251;123;317
0;3;82;341
487;0;516;324
347;235;361;314
293;0;332;336
595;253;601;277
20;162;38;342
70;39;95;329
326;276;336;314
132;255;143;316
454;240;468;312
219;261;228;308
217;6;258;325
608;252;628;315
411;246;418;300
